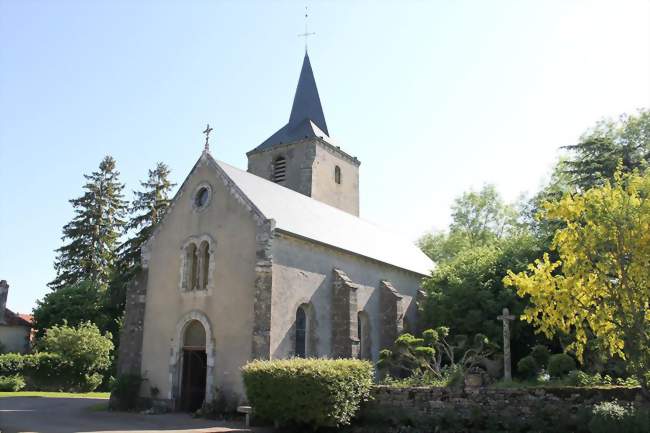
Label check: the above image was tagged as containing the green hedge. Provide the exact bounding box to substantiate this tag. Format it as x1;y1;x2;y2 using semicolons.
242;358;373;429
0;352;97;392
0;353;27;376
0;374;26;391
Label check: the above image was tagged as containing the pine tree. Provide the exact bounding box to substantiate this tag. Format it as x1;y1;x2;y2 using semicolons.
49;156;127;290
563;109;650;190
107;162;175;314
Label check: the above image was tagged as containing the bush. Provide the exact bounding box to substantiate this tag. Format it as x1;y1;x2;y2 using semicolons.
242;358;373;429
0;353;26;376
548;353;576;378
22;352;67;390
589;400;650;433
109;373;143;411
531;345;551;369
0;374;26;391
517;355;539;379
37;322;113;392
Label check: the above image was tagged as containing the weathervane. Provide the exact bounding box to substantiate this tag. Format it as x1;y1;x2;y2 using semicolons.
298;6;315;52
202;123;213;153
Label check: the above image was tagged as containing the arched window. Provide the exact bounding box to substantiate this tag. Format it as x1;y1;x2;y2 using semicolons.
273;156;287;183
185;243;198;290
357;311;371;360
334;165;341;184
295;306;307;358
199;241;210;290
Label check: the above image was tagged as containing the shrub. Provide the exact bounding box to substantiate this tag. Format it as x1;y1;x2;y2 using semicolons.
0;374;26;391
37;322;113;392
548;353;576;378
517;355;539;379
589;400;650;433
0;353;27;376
242;358;373;429
109;373;143;411
530;345;551;369
22;352;67;390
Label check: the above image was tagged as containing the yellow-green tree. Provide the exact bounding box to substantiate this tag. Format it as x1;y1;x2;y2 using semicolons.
504;170;650;390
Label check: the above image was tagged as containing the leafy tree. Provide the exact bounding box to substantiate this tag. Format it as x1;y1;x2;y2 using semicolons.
107;162;174;322
504;170;650;391
49;156;126;290
33;280;106;337
449;184;520;246
36;321;113;391
562;109;650;190
420;234;547;362
418;184;521;262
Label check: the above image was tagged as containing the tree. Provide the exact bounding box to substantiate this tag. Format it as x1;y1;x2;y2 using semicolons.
49;156;126;290
107;162;174;320
420;234;546;362
33;280;106;337
418;184;521;262
562;109;650;190
37;321;113;392
504;170;650;390
449;184;520;246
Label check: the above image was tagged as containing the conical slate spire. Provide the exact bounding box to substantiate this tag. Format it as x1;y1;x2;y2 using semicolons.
289;52;328;136
248;52;331;154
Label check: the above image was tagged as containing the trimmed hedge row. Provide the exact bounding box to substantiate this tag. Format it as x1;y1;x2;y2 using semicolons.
242;358;373;429
0;352;98;391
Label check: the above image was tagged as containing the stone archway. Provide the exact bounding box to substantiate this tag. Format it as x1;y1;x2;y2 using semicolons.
169;311;215;410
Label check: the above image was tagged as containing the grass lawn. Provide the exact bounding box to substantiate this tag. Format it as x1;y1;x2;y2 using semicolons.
0;391;110;399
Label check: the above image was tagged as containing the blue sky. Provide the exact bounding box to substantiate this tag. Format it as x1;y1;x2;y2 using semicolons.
1;1;648;313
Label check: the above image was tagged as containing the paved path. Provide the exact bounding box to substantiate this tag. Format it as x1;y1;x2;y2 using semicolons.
0;397;252;433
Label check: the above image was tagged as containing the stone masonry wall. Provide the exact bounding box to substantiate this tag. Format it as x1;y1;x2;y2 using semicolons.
117;270;148;375
367;385;648;422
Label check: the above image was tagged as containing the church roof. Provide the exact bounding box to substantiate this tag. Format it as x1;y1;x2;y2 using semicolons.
249;52;332;154
212;156;434;276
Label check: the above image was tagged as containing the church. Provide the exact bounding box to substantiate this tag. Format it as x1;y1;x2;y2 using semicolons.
117;52;434;411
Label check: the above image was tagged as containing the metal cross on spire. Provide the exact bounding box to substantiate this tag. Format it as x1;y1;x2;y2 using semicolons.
202;123;213;153
297;6;315;52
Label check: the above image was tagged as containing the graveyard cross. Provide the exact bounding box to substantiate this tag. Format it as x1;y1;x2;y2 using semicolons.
497;307;516;381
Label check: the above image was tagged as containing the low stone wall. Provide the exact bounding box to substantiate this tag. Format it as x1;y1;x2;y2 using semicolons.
367;385;646;421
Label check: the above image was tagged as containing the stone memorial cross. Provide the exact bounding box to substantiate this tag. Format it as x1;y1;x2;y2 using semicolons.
497;307;516;381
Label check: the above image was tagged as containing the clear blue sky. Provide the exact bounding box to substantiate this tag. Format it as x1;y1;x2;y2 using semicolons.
1;1;648;313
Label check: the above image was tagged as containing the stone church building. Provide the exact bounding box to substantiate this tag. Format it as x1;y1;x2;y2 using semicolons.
118;52;434;411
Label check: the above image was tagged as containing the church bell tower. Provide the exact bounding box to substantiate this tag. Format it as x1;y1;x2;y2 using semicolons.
247;52;360;216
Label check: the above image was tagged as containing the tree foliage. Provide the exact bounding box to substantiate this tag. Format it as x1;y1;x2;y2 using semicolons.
49;156;126;290
563;109;650;190
36;321;113;391
33;280;106;337
504;170;650;389
107;162;174;322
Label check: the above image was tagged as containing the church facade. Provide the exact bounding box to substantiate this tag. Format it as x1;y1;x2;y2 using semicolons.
117;52;434;411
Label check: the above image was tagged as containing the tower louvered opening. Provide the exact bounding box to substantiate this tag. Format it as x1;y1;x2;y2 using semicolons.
273;156;287;183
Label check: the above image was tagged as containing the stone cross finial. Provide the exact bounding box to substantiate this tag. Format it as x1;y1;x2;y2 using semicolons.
497;307;516;381
202;124;213;153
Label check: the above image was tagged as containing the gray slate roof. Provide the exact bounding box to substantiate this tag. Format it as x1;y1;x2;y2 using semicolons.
249;52;332;153
215;157;434;276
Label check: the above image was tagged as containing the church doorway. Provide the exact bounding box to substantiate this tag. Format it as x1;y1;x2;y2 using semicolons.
180;320;207;412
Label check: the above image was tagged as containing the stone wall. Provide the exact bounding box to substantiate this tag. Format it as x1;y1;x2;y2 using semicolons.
367;385;647;422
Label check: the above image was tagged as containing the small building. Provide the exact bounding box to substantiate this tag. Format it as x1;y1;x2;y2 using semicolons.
117;52;434;411
0;280;33;354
